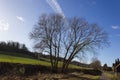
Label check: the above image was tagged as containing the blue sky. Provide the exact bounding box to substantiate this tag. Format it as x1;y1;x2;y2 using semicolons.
0;0;120;66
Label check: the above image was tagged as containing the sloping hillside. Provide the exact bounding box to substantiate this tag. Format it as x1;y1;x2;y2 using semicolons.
0;52;50;66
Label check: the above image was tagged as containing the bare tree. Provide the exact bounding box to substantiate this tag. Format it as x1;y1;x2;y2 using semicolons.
61;17;109;72
90;58;101;70
30;14;109;72
30;14;65;72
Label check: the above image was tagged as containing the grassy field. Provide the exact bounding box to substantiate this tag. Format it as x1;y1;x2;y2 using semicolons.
0;53;51;66
0;53;84;69
0;52;87;69
0;52;101;80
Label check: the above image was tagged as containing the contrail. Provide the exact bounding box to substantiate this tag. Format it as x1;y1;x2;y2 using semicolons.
46;0;65;18
46;0;69;28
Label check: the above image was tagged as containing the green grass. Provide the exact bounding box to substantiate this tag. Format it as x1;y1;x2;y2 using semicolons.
0;53;78;67
0;54;51;66
0;52;79;68
0;52;91;70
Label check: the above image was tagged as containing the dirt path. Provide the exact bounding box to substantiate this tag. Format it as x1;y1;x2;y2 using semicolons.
100;73;110;80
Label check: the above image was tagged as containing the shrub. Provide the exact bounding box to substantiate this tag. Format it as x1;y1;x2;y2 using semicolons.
82;69;102;75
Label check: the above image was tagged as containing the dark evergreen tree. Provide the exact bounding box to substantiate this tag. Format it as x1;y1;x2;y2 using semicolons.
0;41;28;53
103;63;108;71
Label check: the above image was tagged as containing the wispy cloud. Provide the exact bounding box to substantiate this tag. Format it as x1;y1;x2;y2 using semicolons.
16;16;24;22
111;25;119;29
0;20;10;31
46;0;65;18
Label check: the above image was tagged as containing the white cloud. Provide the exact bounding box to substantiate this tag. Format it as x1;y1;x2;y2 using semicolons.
0;20;10;31
46;0;65;18
111;25;119;29
16;16;24;22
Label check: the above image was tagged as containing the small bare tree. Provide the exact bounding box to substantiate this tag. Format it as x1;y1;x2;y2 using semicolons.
30;14;109;72
90;58;101;70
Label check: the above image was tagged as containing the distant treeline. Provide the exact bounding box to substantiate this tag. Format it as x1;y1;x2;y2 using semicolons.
0;41;37;58
0;41;28;53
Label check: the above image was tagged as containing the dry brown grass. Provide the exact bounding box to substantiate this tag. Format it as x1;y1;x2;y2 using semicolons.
0;72;100;80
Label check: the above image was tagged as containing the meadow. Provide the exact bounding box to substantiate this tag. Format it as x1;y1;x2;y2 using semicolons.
0;51;101;80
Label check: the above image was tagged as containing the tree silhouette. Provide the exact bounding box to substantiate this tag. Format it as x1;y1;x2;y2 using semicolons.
30;14;109;72
0;41;28;53
103;63;108;71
